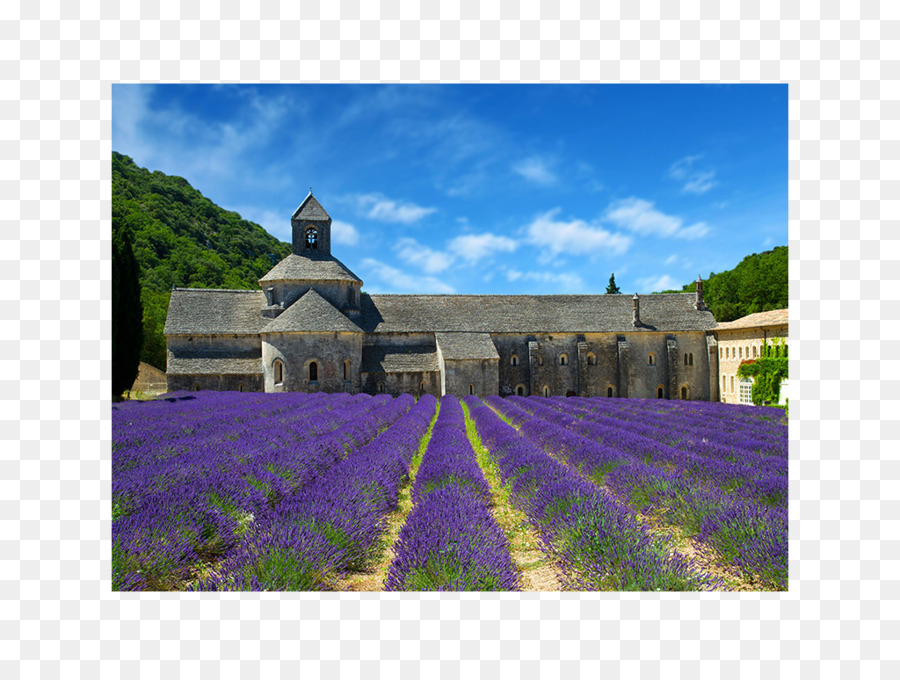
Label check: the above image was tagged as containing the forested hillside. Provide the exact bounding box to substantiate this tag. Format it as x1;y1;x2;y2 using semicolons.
658;246;788;322
112;152;291;369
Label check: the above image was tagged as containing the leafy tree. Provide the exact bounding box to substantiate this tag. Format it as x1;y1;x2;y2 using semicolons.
112;152;292;369
655;246;788;322
605;273;621;294
112;223;143;397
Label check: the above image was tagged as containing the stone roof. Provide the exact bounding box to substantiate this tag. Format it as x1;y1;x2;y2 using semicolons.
258;254;362;284
360;345;440;374
715;308;789;331
262;289;363;334
357;293;717;334
167;349;263;375
435;332;500;361
164;289;267;335
291;193;331;222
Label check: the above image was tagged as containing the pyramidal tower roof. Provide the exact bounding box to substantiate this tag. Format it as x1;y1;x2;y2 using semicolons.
291;192;331;222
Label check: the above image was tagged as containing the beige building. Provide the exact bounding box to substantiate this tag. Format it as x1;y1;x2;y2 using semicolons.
714;309;789;405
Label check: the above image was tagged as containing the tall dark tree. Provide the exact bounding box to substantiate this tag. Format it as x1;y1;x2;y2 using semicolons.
605;273;621;294
112;223;144;397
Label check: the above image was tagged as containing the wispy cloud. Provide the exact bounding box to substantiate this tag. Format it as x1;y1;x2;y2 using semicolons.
360;258;454;294
506;268;586;293
605;198;710;241
332;220;359;246
524;208;632;259
354;193;437;224
513;156;557;185
448;233;519;263
668;154;717;194
635;274;680;294
394;237;455;274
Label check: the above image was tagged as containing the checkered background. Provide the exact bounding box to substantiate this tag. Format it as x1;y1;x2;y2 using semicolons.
2;1;894;677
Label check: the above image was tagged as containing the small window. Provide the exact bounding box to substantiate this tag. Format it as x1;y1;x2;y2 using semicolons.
542;386;549;397
720;348;723;359
730;375;734;393
238;383;244;392
587;352;596;366
305;227;318;249
343;359;351;381
511;354;519;367
309;361;318;382
648;353;655;366
657;386;664;399
378;382;385;393
739;377;753;404
739;347;742;359
607;386;614;398
684;353;688;366
419;381;425;393
681;386;688;400
753;346;757;358
193;383;200;391
722;375;726;393
689;353;693;366
515;383;526;396
538;356;544;366
559;354;568;366
274;360;284;385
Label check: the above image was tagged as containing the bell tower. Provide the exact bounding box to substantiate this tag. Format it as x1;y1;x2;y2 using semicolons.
291;192;332;258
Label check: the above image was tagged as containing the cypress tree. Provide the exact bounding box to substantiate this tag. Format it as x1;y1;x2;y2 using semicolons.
112;224;144;397
605;273;621;294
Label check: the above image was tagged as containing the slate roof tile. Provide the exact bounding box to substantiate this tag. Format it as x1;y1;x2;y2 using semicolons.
715;308;789;331
262;289;363;333
435;332;499;360
258;254;362;283
360;345;439;373
164;289;267;335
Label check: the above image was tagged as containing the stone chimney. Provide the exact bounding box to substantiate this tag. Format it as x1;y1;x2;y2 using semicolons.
694;275;706;311
632;293;641;327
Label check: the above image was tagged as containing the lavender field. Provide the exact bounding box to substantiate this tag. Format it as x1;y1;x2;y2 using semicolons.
112;391;787;591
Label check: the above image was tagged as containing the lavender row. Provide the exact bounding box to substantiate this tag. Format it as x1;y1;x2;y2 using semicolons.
192;395;439;591
562;396;787;458
468;397;721;590
510;396;787;509
489;397;787;589
113;393;411;590
384;396;519;591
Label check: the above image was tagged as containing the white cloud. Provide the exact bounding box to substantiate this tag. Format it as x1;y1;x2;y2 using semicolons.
524;208;632;258
668;155;717;194
506;268;586;292
664;254;679;267
448;233;519;263
605;198;710;241
513;157;557;185
635;274;680;294
394;238;455;274
361;258;454;294
355;193;437;224
331;220;359;246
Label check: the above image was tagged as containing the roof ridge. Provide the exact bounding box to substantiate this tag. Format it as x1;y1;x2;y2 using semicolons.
172;287;261;293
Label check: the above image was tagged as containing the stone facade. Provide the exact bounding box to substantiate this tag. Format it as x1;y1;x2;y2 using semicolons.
164;193;727;401
714;309;789;404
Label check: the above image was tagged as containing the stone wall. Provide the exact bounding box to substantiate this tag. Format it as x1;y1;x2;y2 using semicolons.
442;359;499;398
266;280;360;312
167;334;261;353
167;374;264;392
261;331;364;393
360;370;440;397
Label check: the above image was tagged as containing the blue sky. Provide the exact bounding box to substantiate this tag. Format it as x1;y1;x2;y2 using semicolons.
112;84;787;295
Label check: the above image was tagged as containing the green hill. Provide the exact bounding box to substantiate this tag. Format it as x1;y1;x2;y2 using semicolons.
658;246;788;322
112;152;291;370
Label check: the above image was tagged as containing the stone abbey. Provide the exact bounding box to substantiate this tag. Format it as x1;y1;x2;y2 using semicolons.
164;193;723;400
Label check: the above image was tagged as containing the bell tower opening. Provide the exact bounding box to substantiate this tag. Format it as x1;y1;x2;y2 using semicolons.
305;227;318;250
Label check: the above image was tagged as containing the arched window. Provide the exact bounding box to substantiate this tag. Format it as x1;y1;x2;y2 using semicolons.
753;346;757;358
305;227;318;249
238;383;244;393
730;375;734;393
542;386;549;397
587;352;596;366
559;354;568;366
511;354;519;367
689;353;693;366
681;385;689;400
193;383;200;391
308;361;318;382
469;384;475;395
684;353;688;366
343;359;351;381
274;360;284;385
419;381;425;393
538;355;544;366
607;386;614;398
378;382;385;393
648;353;655;366
515;384;526;396
722;375;726;393
657;386;664;399
739;347;742;359
720;348;723;359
